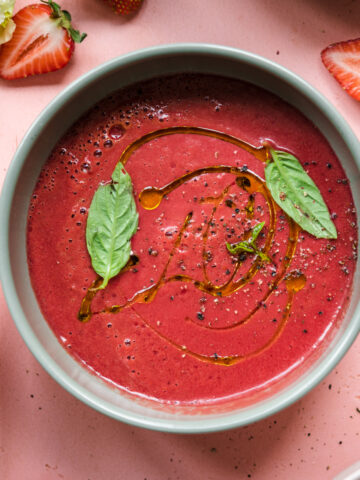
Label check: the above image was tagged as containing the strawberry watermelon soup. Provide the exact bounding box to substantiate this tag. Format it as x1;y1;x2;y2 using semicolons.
26;74;357;405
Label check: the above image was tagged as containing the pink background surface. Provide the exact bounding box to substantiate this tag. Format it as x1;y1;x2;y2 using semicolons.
0;0;359;478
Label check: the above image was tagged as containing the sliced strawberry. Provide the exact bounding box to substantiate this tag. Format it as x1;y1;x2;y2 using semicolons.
0;1;86;80
103;0;143;16
321;38;360;101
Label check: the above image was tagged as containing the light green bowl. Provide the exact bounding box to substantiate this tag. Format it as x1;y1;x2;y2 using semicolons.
1;44;359;433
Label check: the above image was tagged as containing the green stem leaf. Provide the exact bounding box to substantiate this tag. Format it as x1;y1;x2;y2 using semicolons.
265;149;337;239
226;222;270;262
250;221;265;244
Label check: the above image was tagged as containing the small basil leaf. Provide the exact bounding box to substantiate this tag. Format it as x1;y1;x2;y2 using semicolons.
226;241;255;255
86;163;138;290
250;221;265;244
265;149;337;239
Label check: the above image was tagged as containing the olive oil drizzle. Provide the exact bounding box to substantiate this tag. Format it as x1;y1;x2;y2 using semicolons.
120;126;268;168
140;167;277;301
79;126;304;365
132;287;295;366
107;211;194;312
78;254;140;322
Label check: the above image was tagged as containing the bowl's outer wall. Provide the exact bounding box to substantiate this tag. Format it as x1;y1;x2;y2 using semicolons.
1;45;360;433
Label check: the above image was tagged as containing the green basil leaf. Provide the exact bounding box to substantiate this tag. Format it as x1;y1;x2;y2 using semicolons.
226;241;255;255
86;163;138;290
265;149;337;239
250;221;265;244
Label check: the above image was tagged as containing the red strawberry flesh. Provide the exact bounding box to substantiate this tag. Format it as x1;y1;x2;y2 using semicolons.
0;2;85;80
321;37;360;101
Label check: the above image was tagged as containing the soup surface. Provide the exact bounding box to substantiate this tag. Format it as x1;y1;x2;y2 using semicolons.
27;74;357;404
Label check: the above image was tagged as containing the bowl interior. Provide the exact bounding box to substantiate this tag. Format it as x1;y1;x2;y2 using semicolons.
2;45;360;433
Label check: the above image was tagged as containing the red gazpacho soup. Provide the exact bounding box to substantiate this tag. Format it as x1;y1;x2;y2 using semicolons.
27;74;357;405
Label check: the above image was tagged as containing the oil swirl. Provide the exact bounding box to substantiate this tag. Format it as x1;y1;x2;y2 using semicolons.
79;126;305;365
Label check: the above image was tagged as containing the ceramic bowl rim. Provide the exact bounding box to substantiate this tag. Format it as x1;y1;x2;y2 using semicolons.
0;43;359;433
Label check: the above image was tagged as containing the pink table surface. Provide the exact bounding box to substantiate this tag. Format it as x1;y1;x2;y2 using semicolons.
1;0;359;478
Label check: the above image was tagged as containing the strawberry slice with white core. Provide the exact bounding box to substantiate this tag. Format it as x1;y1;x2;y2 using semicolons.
0;1;86;80
321;38;360;101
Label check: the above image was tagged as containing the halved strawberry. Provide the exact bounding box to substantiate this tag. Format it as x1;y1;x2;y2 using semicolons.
321;38;360;101
0;0;86;80
102;0;143;16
